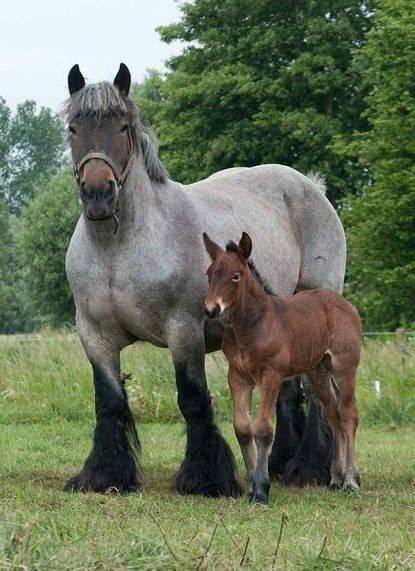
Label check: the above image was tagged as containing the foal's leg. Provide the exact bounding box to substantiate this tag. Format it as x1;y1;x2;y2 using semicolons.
168;320;240;497
65;317;140;493
308;355;359;491
252;373;282;504
228;367;256;495
331;360;360;492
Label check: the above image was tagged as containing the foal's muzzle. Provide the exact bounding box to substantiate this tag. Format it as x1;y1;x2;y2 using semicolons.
204;303;222;319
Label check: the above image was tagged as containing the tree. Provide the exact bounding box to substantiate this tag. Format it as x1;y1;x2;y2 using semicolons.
0;198;12;331
140;0;373;201
341;0;415;329
17;169;80;328
0;99;65;215
131;69;165;127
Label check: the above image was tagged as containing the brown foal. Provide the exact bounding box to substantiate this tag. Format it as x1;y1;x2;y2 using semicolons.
203;232;362;504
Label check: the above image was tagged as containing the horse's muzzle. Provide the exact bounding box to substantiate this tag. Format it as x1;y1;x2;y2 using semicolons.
81;181;117;221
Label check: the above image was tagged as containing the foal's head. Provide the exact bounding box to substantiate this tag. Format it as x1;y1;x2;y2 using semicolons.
203;232;252;319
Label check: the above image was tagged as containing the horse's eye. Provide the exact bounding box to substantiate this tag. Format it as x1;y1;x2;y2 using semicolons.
120;124;130;133
232;273;241;283
68;126;76;135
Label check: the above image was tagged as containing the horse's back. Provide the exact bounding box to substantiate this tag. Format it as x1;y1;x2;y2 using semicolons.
183;164;346;294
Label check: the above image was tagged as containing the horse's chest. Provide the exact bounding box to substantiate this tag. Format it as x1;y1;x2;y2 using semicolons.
72;257;170;346
109;263;172;342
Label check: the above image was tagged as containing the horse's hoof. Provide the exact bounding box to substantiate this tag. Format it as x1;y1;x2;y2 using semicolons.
64;468;140;494
174;464;241;497
173;426;242;497
284;457;330;487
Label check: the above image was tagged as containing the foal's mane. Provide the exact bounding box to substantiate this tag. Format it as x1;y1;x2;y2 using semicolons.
226;241;275;296
62;81;168;183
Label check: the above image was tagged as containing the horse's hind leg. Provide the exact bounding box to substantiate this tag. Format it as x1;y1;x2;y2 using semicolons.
268;376;306;481
280;374;331;487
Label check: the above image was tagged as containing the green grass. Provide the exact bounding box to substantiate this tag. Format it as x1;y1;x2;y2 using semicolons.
1;331;414;426
0;333;414;569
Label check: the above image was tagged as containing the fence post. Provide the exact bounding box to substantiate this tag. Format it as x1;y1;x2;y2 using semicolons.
395;327;406;366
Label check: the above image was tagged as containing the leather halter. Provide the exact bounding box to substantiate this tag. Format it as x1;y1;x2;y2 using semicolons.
72;130;134;190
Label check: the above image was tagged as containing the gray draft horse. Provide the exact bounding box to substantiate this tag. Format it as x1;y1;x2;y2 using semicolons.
63;63;346;495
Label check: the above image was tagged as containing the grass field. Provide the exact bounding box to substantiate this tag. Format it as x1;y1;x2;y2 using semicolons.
0;332;414;569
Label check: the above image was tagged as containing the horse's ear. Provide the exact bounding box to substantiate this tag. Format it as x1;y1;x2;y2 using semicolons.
68;64;85;95
238;232;252;260
114;63;131;96
203;233;222;261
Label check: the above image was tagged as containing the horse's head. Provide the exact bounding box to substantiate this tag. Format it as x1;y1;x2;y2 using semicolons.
203;232;252;319
65;63;135;222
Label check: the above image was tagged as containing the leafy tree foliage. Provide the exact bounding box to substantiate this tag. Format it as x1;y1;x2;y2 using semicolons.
0;99;65;214
131;70;165;127
134;0;373;201
0;198;12;330
342;0;415;329
16;169;80;328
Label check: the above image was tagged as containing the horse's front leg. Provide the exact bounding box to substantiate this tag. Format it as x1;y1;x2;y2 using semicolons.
64;321;140;493
168;320;241;497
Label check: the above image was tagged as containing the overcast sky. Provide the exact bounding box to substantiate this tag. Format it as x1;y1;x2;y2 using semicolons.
0;0;183;111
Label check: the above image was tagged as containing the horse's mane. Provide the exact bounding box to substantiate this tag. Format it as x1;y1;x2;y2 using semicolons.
226;241;276;296
61;81;168;183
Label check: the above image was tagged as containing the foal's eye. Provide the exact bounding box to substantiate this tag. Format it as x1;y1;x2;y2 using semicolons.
68;126;76;135
120;124;130;133
232;273;241;283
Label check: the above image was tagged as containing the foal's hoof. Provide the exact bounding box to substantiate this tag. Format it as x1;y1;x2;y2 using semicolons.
64;467;140;494
343;474;360;494
248;481;270;504
329;475;343;490
329;473;360;494
248;491;269;505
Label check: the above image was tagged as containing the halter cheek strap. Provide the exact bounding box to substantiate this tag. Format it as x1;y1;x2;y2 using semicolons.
72;132;134;234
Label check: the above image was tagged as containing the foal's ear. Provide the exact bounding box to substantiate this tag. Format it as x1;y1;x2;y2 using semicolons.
238;232;252;260
114;63;131;96
203;233;222;261
68;64;85;95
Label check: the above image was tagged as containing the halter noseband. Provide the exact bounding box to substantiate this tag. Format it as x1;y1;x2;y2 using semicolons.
72;150;134;190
